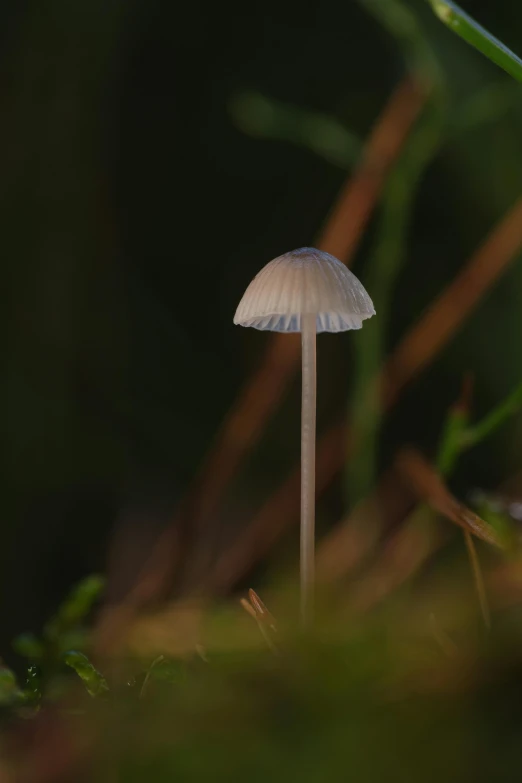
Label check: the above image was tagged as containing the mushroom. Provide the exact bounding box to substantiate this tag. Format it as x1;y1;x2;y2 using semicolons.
234;247;375;624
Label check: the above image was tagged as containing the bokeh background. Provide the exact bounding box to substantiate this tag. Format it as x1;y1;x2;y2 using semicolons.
3;0;522;661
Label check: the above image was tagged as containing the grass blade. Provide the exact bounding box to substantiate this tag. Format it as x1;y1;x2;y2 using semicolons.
64;651;109;698
462;380;522;449
429;0;522;83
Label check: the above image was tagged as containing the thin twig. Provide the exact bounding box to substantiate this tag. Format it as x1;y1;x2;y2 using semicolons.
318;78;426;261
190;77;426;534
241;589;278;653
429;613;459;658
209;426;346;593
140;655;165;699
97;79;426;623
348;93;443;499
395;448;502;548
348;506;446;613
209;197;522;589
315;468;414;583
382;197;522;407
463;531;491;630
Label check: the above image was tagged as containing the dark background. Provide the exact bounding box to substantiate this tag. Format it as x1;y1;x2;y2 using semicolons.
2;0;522;657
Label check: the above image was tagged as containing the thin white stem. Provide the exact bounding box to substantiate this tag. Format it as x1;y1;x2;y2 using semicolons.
300;313;317;626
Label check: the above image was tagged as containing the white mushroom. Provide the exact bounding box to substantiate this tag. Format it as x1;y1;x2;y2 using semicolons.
234;247;375;624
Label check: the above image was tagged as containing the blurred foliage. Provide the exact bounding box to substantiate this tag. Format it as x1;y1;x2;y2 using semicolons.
2;0;522;617
13;574;104;663
64;651;109;698
230;91;362;169
2;0;522;778
3;563;522;781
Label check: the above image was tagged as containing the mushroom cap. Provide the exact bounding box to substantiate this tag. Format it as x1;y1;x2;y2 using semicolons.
234;247;375;333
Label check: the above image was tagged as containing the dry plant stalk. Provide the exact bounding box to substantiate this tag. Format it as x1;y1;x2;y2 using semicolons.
395;447;502;548
210;426;346;593
317;78;426;261
315;468;414;583
348;514;446;614
97;78;425;631
490;554;522;608
95;526;180;654
241;589;278;652
212;196;522;589
190;77;426;530
382;197;522;406
463;530;491;629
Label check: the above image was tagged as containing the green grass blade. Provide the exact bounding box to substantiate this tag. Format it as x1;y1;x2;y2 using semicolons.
230;91;362;169
44;575;105;642
0;666;22;705
64;651;109;698
462;380;522;448
347;99;444;502
436;402;468;477
429;0;522;83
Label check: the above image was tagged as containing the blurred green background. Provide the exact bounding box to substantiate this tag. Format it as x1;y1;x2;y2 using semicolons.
2;0;522;658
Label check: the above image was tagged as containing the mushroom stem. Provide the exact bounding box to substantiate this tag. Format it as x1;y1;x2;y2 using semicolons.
300;312;317;626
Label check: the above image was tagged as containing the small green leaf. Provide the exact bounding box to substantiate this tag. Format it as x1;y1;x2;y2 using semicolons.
0;666;22;705
57;574;105;625
12;633;44;660
64;651;109;698
45;575;105;641
148;657;187;686
428;0;522;83
230;91;361;169
21;665;42;706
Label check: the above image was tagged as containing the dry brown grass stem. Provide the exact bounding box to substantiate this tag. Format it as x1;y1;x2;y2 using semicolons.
97;79;426;627
381;196;522;406
315;468;414;583
211;197;522;589
463;530;491;630
191;77;426;530
395;448;502;548
348;512;446;614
